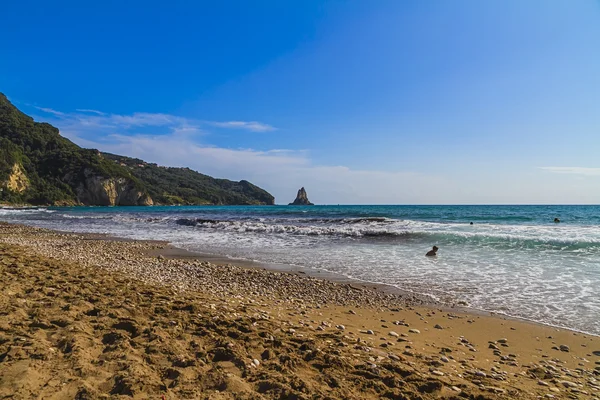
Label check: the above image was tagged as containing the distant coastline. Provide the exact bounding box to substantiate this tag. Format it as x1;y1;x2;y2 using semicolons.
1;93;275;207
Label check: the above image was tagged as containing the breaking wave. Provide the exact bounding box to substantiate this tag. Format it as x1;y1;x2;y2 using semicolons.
170;216;600;250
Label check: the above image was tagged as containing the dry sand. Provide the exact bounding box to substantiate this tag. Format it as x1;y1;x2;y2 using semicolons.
0;222;599;399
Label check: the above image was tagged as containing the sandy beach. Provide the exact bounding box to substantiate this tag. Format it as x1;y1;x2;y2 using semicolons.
0;222;599;399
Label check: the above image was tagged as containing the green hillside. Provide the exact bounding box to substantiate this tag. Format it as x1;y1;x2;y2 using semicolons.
0;93;274;206
102;153;275;205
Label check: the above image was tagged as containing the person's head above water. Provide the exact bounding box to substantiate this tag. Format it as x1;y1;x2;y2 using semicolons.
426;246;439;256
470;222;473;225
554;218;560;223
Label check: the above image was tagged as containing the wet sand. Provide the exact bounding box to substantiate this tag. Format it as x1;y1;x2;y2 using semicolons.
1;222;599;399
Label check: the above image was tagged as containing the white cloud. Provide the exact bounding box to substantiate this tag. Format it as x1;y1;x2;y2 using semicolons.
208;121;276;132
539;167;600;176
109;112;187;127
36;104;600;204
27;104;502;204
75;109;106;116
60;129;456;204
34;106;66;117
33;106;276;136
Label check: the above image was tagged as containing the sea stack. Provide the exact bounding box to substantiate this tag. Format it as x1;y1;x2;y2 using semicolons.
289;187;314;205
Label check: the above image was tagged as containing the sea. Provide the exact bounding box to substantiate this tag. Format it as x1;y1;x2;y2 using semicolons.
1;204;599;335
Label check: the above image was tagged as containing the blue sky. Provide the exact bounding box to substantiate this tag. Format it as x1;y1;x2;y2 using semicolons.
2;0;600;204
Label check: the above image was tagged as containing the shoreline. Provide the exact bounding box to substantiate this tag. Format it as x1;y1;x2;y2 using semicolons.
145;244;439;303
30;219;600;337
5;219;600;337
2;205;599;338
148;243;595;337
1;222;600;398
18;220;574;334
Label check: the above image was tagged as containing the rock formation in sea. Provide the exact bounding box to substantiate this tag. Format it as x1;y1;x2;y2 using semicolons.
289;187;314;205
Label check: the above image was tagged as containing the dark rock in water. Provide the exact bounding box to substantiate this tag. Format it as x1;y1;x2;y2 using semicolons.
289;187;314;205
176;218;197;227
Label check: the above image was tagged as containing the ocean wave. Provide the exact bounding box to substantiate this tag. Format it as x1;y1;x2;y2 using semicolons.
170;217;600;248
8;208;598;249
424;230;600;250
0;207;56;216
59;214;113;220
174;217;410;237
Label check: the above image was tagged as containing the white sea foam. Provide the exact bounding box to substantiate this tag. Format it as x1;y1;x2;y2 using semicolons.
0;208;55;216
165;217;600;249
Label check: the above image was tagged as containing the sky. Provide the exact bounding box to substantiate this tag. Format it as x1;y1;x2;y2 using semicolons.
1;0;600;204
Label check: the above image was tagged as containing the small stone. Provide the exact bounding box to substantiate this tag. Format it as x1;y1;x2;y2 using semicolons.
475;371;487;377
261;349;272;360
252;359;260;367
389;331;399;337
349;310;356;315
497;338;508;344
451;386;461;393
538;380;549;387
441;356;449;363
560;380;577;388
559;345;570;352
408;329;420;334
434;324;443;329
571;388;588;395
431;370;444;376
336;325;345;330
366;330;374;335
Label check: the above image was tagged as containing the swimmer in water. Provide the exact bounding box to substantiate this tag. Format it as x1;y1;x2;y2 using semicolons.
426;246;438;257
554;218;560;223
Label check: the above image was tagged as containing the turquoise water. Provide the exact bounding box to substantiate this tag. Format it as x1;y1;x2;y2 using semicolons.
2;204;599;335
